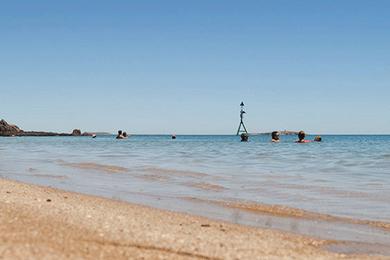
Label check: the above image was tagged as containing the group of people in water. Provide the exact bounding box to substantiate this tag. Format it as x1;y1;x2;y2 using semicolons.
115;129;320;143
116;130;128;139
240;131;321;143
270;131;322;143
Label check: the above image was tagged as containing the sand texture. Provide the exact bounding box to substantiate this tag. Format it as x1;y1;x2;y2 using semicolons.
0;178;384;259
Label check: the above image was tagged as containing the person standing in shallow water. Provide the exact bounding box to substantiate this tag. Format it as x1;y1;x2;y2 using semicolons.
271;131;280;142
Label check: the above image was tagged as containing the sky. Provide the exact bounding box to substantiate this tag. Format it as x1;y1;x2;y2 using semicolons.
1;1;389;134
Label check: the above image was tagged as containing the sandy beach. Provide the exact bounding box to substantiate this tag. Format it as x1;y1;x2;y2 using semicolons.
0;178;385;259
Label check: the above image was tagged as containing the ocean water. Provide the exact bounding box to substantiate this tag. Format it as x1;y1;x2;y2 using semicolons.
1;134;390;252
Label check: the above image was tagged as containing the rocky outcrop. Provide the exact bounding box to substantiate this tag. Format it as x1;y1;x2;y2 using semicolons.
71;129;82;136
254;130;300;136
18;131;72;137
1;119;91;137
69;129;96;136
81;132;95;136
279;130;299;135
0;120;23;136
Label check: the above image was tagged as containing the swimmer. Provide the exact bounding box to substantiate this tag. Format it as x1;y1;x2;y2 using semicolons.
314;136;322;142
240;133;249;142
116;130;124;139
271;131;280;142
296;131;311;143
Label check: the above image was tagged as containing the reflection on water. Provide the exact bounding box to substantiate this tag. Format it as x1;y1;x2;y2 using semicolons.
1;135;390;254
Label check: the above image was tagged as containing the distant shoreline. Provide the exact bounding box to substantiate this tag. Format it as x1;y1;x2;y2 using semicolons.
2;119;390;136
3;133;390;137
0;119;111;137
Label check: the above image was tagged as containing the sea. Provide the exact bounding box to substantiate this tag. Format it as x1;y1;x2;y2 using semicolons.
1;134;390;254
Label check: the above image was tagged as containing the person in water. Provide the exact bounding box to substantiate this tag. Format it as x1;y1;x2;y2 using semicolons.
314;135;322;142
296;131;311;143
122;132;128;138
271;131;280;142
116;130;124;139
240;133;249;142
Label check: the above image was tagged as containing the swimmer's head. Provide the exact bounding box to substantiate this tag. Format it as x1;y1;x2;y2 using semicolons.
298;131;306;141
271;131;280;140
314;136;322;142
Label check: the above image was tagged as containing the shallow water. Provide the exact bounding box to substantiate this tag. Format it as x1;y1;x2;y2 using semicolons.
1;135;390;253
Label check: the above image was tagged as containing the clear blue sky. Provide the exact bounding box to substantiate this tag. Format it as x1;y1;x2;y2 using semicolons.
1;1;389;134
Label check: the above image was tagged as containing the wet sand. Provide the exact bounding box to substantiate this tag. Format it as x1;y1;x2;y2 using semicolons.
58;161;129;174
184;198;390;232
184;182;226;192
0;178;380;259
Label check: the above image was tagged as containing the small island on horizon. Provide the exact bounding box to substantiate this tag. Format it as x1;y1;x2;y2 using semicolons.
251;130;300;136
0;119;110;137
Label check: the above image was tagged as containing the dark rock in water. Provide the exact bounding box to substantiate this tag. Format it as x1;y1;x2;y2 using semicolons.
71;129;82;136
0;119;23;136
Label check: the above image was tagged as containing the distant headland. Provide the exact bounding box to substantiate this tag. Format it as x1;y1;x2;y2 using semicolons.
0;119;106;137
1;118;300;137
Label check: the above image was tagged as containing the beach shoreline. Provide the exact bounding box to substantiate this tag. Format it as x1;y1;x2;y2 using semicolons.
0;177;384;259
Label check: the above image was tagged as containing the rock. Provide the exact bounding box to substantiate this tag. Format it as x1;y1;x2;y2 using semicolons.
72;130;96;136
0;119;23;136
19;131;72;137
1;118;101;137
1;119;75;136
254;130;300;136
81;132;94;136
71;129;82;136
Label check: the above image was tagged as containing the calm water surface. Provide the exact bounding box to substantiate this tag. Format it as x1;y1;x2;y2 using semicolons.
1;135;390;252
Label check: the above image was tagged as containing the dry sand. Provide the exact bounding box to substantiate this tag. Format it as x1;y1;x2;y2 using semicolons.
0;178;384;259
